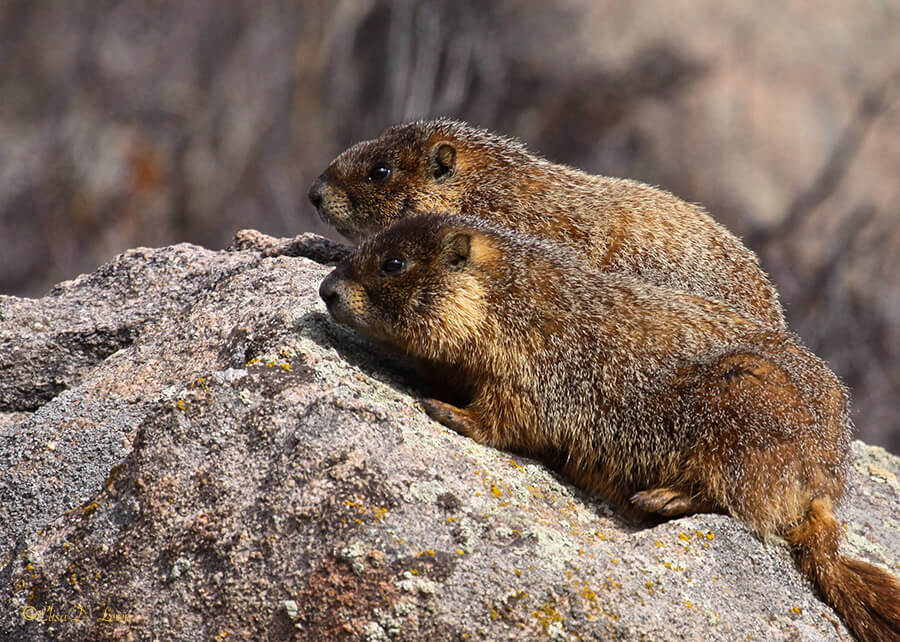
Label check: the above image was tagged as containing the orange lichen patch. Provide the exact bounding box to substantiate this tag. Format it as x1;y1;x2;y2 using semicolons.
580;582;598;605
341;499;390;524
488;590;530;624
532;602;564;629
190;377;210;391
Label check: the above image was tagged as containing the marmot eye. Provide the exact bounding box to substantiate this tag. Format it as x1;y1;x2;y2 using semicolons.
368;164;391;182
381;257;405;274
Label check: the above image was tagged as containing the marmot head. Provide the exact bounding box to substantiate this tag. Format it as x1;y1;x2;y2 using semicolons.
308;120;529;242
319;214;500;361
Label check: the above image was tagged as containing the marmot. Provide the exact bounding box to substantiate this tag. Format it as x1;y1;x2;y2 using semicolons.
319;214;900;642
309;119;785;330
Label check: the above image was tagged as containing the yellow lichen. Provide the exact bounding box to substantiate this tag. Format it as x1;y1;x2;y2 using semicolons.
532;602;564;628
581;583;597;603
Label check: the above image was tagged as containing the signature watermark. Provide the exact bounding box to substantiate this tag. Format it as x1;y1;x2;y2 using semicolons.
22;604;134;625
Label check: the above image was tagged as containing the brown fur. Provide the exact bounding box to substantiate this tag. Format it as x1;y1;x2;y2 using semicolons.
319;214;900;642
310;119;785;329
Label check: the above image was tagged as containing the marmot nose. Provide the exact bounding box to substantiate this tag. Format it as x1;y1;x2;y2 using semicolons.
319;272;341;307
308;175;325;208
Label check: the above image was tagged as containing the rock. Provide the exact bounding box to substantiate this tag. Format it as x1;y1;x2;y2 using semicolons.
229;229;353;264
1;233;897;641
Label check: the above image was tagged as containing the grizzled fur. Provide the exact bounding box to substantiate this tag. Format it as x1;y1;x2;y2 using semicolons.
309;119;785;330
320;214;900;642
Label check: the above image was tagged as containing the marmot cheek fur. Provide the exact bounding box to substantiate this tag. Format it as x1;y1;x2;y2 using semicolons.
310;119;785;330
320;213;900;642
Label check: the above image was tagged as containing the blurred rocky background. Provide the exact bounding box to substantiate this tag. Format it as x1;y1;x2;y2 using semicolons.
1;0;898;452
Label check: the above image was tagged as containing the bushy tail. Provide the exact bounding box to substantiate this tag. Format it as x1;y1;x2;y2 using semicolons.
784;497;900;642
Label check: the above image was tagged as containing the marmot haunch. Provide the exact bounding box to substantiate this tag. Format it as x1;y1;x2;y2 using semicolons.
309;119;785;330
319;214;900;642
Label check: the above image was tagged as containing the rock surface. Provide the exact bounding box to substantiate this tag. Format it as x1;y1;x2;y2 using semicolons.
1;232;898;641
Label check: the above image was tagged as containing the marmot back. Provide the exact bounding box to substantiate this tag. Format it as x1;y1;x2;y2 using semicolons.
309;119;785;330
320;214;900;642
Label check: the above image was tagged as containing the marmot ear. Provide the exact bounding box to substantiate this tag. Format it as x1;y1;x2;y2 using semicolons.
444;231;471;269
431;143;456;180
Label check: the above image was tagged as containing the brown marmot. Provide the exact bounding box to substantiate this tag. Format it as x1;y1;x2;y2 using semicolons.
309;119;785;330
319;214;900;642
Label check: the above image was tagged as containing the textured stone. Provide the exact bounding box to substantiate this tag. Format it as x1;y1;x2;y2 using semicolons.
1;233;897;640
